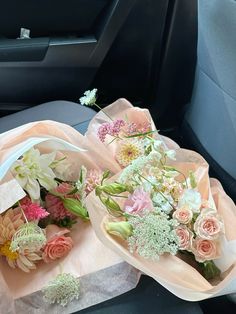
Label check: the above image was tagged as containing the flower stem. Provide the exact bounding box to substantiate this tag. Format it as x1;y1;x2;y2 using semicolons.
94;103;113;121
175;169;189;188
105;192;128;199
18;202;28;223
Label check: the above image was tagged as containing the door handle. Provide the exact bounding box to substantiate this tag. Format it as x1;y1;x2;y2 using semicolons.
0;37;49;62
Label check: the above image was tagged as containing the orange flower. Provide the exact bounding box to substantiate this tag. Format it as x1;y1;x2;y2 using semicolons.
42;225;73;263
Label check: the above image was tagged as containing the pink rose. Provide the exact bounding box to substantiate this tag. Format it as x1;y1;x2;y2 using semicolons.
173;207;193;224
124;188;153;215
193;238;220;263
42;225;73;263
194;208;223;240
176;226;193;251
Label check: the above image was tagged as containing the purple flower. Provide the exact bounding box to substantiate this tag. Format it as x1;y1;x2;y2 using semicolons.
97;123;112;142
97;119;125;142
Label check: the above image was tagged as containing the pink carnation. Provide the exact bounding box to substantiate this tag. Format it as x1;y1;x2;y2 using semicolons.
85;170;102;194
20;197;49;221
124;188;153;215
45;194;75;220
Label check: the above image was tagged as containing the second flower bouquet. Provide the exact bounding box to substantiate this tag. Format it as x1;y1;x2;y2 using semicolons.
84;94;236;301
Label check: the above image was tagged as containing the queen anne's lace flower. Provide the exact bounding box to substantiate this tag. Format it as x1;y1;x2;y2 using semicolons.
42;273;80;306
10;222;46;253
79;89;97;106
128;213;179;260
11;148;57;200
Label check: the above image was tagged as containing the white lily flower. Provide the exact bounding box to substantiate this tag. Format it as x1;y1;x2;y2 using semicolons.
79;89;97;106
11;148;57;200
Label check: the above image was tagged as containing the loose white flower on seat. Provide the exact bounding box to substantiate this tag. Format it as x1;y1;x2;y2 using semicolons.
11;148;57;200
42;273;80;306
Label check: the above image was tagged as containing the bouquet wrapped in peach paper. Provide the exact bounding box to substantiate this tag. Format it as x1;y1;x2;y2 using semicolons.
0;120;139;314
82;91;236;301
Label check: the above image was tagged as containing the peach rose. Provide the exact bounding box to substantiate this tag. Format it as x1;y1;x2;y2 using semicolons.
176;226;193;251
194;208;224;240
42;225;73;263
193;238;220;263
173;207;193;224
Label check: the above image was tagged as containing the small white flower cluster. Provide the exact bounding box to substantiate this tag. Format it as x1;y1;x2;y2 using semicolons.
79;89;97;106
42;273;80;307
128;213;179;260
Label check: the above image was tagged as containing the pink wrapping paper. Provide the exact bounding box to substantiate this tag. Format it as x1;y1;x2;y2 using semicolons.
0;120;139;314
85;99;236;301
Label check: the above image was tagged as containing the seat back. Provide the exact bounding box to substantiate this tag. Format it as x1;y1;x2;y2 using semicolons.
184;0;236;200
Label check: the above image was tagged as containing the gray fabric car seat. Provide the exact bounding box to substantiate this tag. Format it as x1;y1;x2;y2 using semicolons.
183;0;236;202
0;100;96;135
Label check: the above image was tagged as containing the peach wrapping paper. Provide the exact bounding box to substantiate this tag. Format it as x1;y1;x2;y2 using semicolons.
0;120;139;314
85;99;236;301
